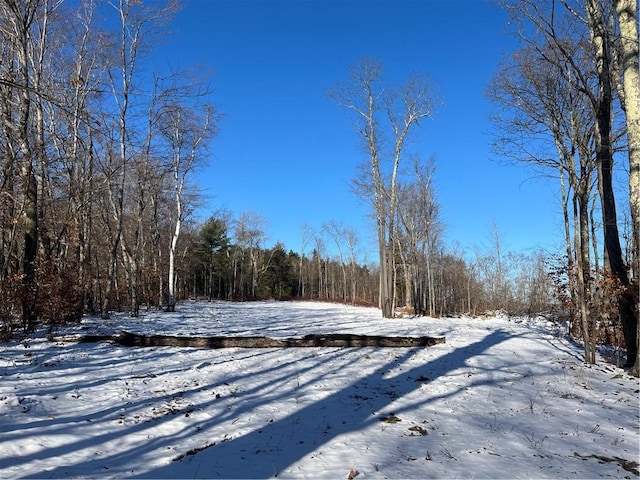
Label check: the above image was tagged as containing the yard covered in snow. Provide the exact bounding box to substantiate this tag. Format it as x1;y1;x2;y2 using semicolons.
0;300;638;479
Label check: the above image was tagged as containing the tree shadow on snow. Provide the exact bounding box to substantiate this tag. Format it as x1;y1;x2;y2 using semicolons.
3;342;369;478
128;329;515;479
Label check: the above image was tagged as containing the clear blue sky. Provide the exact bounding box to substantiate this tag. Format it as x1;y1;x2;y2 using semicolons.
156;0;562;260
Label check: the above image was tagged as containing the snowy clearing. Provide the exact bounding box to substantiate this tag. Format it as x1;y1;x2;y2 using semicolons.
0;300;638;479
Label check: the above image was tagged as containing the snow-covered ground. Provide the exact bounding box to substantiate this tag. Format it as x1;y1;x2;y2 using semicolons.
0;300;638;479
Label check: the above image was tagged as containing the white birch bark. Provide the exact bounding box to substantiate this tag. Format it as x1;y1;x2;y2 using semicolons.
164;105;213;311
614;0;640;375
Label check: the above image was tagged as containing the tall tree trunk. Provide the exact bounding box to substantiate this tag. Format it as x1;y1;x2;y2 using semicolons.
379;232;392;317
578;190;595;363
585;0;635;367
9;0;39;331
167;215;180;311
21;162;37;331
101;234;119;319
614;0;640;375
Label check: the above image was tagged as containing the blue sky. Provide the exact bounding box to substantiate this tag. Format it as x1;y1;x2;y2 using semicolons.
156;0;562;260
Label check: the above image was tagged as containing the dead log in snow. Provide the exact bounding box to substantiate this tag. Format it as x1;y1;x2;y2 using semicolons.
81;331;445;348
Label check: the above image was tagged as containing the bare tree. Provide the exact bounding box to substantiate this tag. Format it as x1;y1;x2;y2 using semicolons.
322;220;348;301
0;0;46;330
330;59;438;318
579;0;637;367
613;0;639;375
344;226;360;305
101;0;140;317
395;156;441;316
234;212;268;300
297;222;313;297
312;235;328;299
158;101;215;311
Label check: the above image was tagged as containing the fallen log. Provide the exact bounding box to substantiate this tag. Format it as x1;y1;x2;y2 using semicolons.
79;331;445;348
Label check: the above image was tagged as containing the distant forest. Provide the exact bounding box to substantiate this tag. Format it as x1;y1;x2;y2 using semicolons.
180;216;551;316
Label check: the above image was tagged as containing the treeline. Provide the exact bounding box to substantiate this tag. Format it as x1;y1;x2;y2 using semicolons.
177;215;552;317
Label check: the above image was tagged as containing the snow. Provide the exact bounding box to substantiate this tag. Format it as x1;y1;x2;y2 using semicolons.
0;300;638;479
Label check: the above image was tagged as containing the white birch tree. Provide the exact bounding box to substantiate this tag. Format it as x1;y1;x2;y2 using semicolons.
158;101;215;311
0;0;43;330
613;0;640;375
